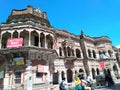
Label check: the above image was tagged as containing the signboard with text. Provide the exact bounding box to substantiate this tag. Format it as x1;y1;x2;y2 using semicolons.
99;62;105;69
7;38;23;48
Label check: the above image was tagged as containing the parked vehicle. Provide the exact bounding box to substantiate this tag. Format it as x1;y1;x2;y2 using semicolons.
96;74;105;86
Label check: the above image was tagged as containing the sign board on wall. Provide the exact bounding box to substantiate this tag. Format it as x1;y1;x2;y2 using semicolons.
38;65;49;73
7;38;23;48
99;62;105;69
13;57;24;65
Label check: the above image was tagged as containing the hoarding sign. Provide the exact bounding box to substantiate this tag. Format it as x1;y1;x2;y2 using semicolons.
38;65;49;73
13;57;24;65
7;38;23;48
99;62;105;69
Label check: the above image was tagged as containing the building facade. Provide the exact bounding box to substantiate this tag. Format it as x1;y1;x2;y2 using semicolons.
0;6;120;89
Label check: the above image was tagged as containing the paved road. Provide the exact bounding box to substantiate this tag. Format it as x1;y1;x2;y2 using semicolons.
94;79;120;90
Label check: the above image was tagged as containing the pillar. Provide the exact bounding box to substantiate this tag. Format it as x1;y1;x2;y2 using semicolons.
38;33;41;47
28;31;31;46
18;31;20;38
59;71;62;83
44;34;47;48
64;71;67;83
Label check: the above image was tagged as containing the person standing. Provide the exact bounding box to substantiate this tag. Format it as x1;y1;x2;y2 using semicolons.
87;75;93;83
75;77;84;90
59;77;68;90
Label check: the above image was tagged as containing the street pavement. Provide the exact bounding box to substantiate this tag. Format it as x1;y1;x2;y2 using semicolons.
94;79;120;90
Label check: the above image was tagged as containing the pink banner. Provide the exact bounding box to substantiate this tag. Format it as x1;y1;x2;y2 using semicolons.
7;38;23;48
99;62;105;69
38;65;49;73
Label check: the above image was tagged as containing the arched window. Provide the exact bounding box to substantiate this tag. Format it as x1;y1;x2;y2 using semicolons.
96;68;100;75
67;46;71;56
92;68;95;79
61;71;65;79
46;34;53;49
108;50;112;57
67;69;73;82
92;50;96;58
76;49;81;58
88;49;91;58
59;47;62;56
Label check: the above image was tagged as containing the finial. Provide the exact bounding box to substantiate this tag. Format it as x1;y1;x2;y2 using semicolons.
80;30;84;39
81;30;84;35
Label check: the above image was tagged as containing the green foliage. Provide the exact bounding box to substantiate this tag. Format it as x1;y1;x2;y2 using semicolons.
69;87;75;90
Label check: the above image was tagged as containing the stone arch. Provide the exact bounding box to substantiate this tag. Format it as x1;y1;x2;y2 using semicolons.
46;34;53;49
1;32;11;48
92;68;96;79
67;69;73;83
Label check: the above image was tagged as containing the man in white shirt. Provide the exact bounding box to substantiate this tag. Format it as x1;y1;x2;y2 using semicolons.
87;75;93;83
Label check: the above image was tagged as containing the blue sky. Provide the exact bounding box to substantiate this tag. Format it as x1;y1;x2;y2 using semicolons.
0;0;120;46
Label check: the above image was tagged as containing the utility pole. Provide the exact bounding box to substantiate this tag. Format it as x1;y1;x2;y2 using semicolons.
80;30;90;76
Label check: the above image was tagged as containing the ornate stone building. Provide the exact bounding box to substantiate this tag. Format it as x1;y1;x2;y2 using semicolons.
0;6;120;89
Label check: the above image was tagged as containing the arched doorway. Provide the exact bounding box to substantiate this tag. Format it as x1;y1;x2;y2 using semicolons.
53;71;59;84
113;64;119;79
67;69;73;83
96;68;100;75
61;71;65;79
92;68;96;79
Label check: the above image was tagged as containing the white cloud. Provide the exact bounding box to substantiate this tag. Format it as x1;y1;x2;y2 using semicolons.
116;45;120;48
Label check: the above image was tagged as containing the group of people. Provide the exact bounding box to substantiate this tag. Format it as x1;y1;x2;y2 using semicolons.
75;74;93;90
59;74;93;90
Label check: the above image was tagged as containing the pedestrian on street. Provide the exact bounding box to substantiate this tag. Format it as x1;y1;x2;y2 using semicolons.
75;77;84;90
59;77;69;90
